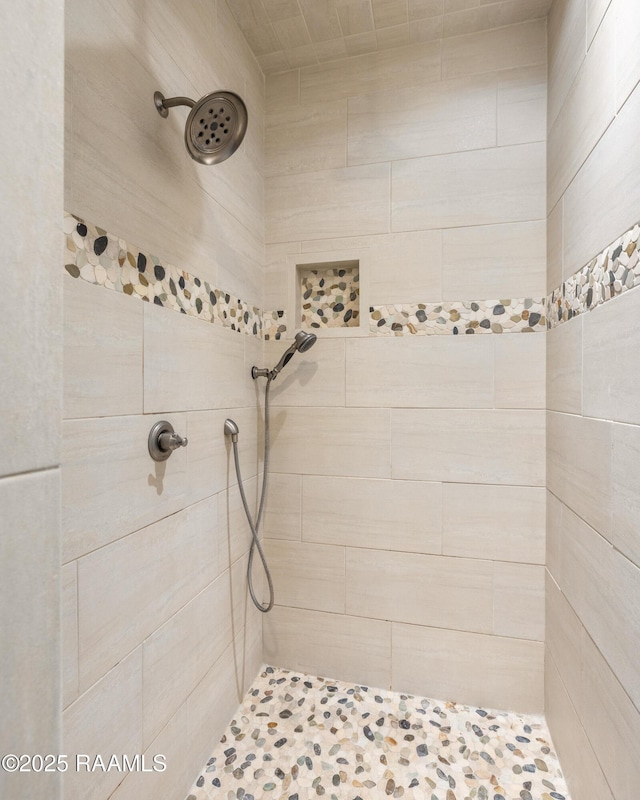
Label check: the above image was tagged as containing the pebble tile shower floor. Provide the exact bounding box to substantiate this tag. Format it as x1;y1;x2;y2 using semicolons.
185;666;570;800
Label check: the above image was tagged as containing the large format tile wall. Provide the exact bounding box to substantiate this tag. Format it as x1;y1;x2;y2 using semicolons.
0;2;64;800
545;1;640;798
63;2;266;800
262;19;548;712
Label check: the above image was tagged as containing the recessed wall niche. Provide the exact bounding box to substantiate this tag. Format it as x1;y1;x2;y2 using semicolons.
297;260;360;329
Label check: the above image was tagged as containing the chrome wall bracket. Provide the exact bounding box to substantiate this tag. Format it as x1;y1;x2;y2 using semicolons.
148;420;188;461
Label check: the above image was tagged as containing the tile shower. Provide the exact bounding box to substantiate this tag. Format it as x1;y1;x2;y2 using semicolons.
4;1;639;800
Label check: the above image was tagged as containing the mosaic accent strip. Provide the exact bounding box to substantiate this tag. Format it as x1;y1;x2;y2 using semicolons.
370;299;546;335
63;212;285;339
262;310;287;341
546;222;640;327
300;265;360;329
186;666;570;800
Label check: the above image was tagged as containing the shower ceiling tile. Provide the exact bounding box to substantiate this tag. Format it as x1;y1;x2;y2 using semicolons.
226;0;551;72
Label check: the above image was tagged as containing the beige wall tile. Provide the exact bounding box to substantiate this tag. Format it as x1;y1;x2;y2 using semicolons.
611;422;640;569
264;473;302;540
267;338;346;406
493;562;545;640
347;75;496;166
218;474;261;567
303;475;442;553
142;574;234;747
263;606;392;688
583;285;640;425
268;407;391;478
346;548;494;633
392;623;544;711
546;411;612;538
560;506;640;711
580;631;640;800
299;41;441;104
616;0;640;109
143;305;249;413
63;277;143;419
442;221;546;300
346;335;494;408
77;497;221;692
392;143;545;232
266;100;347;176
563;82;640;276
544;655;614;800
587;0;611;44
442;19;546;80
265;539;346;612
266;69;300;113
62;562;79;708
63;650;143;800
545;490;563;582
372;0;409;28
494;333;546;410
548;0;586;126
266;163;390;243
496;65;547;146
547;8;615;210
62;414;187;562
442;483;545;563
545;573;583;703
369;230;442;304
392;409;545;485
547;199;563;291
546;317;582;414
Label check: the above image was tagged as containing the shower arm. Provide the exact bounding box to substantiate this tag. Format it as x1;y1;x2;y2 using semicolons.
153;91;195;118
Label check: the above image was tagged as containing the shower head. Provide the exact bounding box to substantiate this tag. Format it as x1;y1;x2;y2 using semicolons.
154;89;248;165
251;330;318;380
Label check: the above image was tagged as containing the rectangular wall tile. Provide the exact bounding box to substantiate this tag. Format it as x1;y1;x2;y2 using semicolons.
347;74;496;165
496;65;547;146
547;198;563;291
265;540;345;612
268;407;391;478
616;0;640;109
548;0;586;126
393;623;544;711
264;473;302;541
546;573;583;702
392;143;545;232
392;409;545;485
546;318;582;414
442;19;547;80
442;483;545;563
63;277;143;419
442;220;546;300
267;338;346;407
346;548;494;634
611;422;640;568
266;163;390;243
77;497;221;692
583;284;640;425
587;0;611;44
62;414;187;562
264;606;392;688
62;561;79;708
346;335;494;408
303;475;442;554
494;333;546;410
63;650;142;800
369;230;442;304
546;411;612;539
493;562;545;641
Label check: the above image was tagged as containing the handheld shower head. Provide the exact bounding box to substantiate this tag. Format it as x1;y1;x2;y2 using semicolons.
251;330;317;380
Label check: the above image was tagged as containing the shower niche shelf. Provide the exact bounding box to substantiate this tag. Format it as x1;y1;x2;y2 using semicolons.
297;260;360;330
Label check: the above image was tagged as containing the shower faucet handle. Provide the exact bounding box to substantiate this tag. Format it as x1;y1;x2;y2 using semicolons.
148;420;188;461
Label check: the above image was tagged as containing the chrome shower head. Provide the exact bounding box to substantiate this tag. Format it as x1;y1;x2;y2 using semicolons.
154;89;248;165
251;330;318;380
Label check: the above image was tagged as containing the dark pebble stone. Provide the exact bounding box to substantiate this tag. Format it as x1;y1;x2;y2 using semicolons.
305;757;313;770
316;787;325;796
332;774;340;786
77;223;88;237
153;296;163;306
613;244;623;260
416;744;428;757
350;292;357;302
524;725;532;734
137;253;146;272
314;744;321;755
207;757;216;765
550;794;565;799
179;276;185;289
194;277;201;287
471;302;479;311
480;752;495;764
336;758;348;764
516;736;530;743
304;289;312;300
465;327;475;334
275;768;285;779
472;725;484;736
65;264;80;278
399;720;410;729
210;291;217;305
212;778;221;787
280;710;292;719
409;779;419;788
416;309;427;322
253;323;258;334
319;279;325;287
179;307;185;313
334;302;345;312
586;287;593;306
391;322;403;331
169;278;177;295
436;768;446;780
338;270;346;277
154;264;165;280
375;718;385;727
519;791;532;800
493;304;505;315
344;309;353;323
196;298;203;313
339;282;347;290
225;293;231;302
196;776;204;787
480;319;491;328
225;754;237;766
529;312;541;326
453;327;459;334
494;795;505;800
317;309;324;316
233;768;243;779
94;236;108;255
289;795;298;800
323;711;331;718
523;764;536;773
245;796;254;800
246;754;256;761
277;310;284;317
363;726;374;741
375;696;383;703
506;743;516;751
224;748;236;757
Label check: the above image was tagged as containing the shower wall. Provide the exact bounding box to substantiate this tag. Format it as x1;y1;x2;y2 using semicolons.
545;0;640;798
63;2;265;799
0;2;63;799
262;19;548;712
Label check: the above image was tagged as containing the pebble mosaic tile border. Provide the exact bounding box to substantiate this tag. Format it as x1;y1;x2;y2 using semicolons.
63;212;284;340
300;265;360;329
186;666;570;800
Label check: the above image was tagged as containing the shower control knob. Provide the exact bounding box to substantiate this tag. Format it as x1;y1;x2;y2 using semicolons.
148;420;188;461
